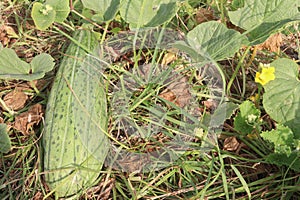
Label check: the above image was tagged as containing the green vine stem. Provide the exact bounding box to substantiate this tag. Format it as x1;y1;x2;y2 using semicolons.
227;46;251;96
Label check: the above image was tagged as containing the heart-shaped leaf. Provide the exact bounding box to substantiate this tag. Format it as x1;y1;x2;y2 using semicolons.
187;21;245;61
261;124;295;156
262;58;300;138
228;0;300;45
31;2;56;30
30;53;56;79
0;124;11;154
82;0;120;22
0;48;55;81
0;48;30;76
120;0;178;28
46;0;70;23
234;100;261;134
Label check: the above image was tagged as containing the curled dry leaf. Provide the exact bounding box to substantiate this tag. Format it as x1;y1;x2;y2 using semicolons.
2;90;28;111
27;79;48;91
159;76;191;108
0;24;18;46
195;7;216;24
14;104;43;135
203;98;218;112
256;33;283;53
161;48;178;66
223;136;240;151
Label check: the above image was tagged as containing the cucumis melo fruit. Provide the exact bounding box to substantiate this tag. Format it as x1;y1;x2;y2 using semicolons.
43;27;108;198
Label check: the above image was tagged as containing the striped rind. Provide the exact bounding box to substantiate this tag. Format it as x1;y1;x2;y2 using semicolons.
43;29;108;198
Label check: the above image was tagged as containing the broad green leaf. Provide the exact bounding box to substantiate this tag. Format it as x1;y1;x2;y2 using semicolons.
46;0;70;23
228;0;300;45
30;53;56;79
0;48;55;80
209;102;239;128
187;21;245;61
0;124;11;153
261;124;294;156
31;2;56;30
266;152;300;172
0;48;30;76
82;0;120;22
262;58;300;138
234;100;260;134
120;0;178;28
230;0;245;10
172;41;204;62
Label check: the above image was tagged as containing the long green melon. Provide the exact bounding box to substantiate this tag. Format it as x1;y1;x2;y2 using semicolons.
43;27;108;198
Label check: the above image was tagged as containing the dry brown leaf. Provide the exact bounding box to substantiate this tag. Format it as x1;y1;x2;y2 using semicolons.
203;99;218;112
195;7;216;24
159;90;176;103
159;76;191;108
14;104;43;135
161;52;177;66
27;79;48;91
223;136;240;151
256;33;283;53
0;24;18;46
3;90;28;111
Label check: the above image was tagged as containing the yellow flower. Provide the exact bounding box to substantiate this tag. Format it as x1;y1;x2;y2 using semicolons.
255;63;275;85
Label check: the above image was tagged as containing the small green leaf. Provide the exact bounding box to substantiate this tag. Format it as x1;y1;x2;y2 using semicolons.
234;100;260;134
209;102;239;128
30;53;56;79
31;2;56;30
145;0;178;27
266;152;300;172
228;0;300;45
0;124;11;153
82;0;120;22
46;0;70;23
0;48;30;76
262;58;300;138
187;21;245;61
120;0;178;28
0;48;55;81
261;124;294;156
230;0;245;10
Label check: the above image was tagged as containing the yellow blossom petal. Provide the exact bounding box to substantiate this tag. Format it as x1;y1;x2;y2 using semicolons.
255;64;275;85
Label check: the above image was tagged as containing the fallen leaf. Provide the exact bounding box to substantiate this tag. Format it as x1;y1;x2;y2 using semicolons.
159;76;191;108
161;51;177;66
14;104;43;135
2;90;28;111
256;33;283;53
203;98;218;112
0;25;18;46
223;136;240;151
195;7;216;24
27;79;48;91
159;89;176;102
